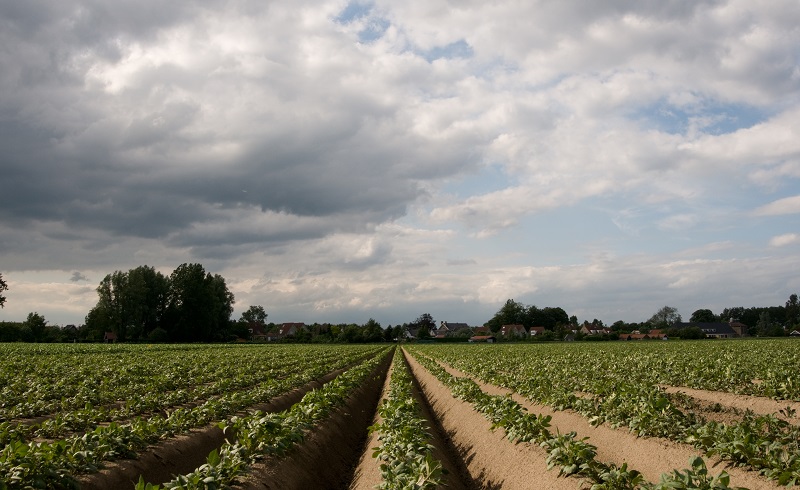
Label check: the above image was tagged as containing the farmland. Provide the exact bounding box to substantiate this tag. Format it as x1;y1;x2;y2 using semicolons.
1;340;800;489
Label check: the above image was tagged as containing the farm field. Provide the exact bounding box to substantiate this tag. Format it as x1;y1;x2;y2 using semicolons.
1;340;800;489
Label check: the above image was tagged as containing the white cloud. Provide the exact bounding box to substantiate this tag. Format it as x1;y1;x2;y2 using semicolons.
770;233;800;247
2;0;800;327
753;196;800;216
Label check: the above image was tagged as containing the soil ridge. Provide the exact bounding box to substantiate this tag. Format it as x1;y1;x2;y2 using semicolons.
77;361;361;489
236;349;393;489
403;349;582;490
430;356;782;489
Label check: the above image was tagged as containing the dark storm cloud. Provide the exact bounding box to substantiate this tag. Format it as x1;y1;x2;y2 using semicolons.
0;0;481;261
70;271;89;282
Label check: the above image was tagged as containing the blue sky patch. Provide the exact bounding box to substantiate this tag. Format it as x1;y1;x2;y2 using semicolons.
336;1;372;23
631;99;769;135
442;164;512;199
335;1;389;43
357;18;390;43
421;39;474;62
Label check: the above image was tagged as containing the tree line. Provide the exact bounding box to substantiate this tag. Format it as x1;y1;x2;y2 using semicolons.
2;268;799;342
0;265;235;343
85;264;235;342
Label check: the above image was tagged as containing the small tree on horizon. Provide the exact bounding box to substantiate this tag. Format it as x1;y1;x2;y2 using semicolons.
0;272;7;308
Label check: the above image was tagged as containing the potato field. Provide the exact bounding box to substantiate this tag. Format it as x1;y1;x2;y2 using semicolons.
1;340;800;489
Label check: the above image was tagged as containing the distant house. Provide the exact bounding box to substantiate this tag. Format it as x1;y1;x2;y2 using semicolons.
103;331;118;343
248;323;267;340
564;333;576;342
500;324;527;337
580;322;611;336
646;329;668;340
278;322;306;338
468;335;496;343
473;325;492;336
437;322;472;337
728;321;749;337
673;321;742;339
619;333;650;341
789;330;800;337
529;326;546;336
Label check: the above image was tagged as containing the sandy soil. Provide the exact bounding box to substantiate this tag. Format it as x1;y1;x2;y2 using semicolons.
429;357;783;490
404;349;586;490
349;358;393;490
662;385;800;426
237;351;392;490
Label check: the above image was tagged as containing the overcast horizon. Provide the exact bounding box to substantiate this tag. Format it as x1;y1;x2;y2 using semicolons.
1;0;799;328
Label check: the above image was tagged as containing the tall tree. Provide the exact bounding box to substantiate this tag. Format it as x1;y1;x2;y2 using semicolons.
486;299;527;332
89;266;168;341
786;293;800;327
239;305;268;325
166;264;234;342
412;313;436;338
0;272;7;308
207;273;235;340
690;308;716;323
541;307;570;328
23;312;47;342
648;306;682;328
363;318;383;342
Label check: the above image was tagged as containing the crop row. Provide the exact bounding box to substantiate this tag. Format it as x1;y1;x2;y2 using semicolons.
0;344;348;421
406;348;743;490
0;345;383;489
0;347;365;446
369;349;443;489
136;348;391;489
413;343;800;486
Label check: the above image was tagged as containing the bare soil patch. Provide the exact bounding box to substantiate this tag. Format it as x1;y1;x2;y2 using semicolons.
431;358;782;489
661;385;800;427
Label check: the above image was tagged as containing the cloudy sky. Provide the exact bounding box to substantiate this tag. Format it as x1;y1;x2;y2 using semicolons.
1;0;799;328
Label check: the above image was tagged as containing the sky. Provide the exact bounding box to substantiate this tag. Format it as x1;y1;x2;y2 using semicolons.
1;0;799;328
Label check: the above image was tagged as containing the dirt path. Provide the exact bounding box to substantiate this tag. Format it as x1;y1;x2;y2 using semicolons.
662;385;800;426
349;357;393;490
430;357;782;489
404;349;586;490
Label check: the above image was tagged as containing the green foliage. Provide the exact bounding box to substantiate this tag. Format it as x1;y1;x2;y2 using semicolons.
22;312;48;342
646;457;742;489
0;344;385;489
371;350;444;489
148;349;390;489
83;264;235;343
648;306;682;328
408;349;644;488
0;272;7;308
410;341;800;487
239;305;267;325
485;299;570;333
690;309;717;323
